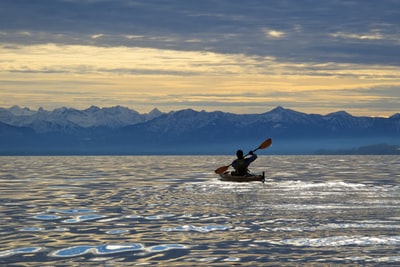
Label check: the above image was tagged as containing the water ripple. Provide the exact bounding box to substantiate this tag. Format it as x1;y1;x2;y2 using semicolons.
48;208;97;214
50;243;189;258
272;235;400;247
51;243;144;257
1;155;399;265
147;244;188;252
0;247;42;258
162;224;231;233
63;214;106;223
105;229;129;235
33;214;61;220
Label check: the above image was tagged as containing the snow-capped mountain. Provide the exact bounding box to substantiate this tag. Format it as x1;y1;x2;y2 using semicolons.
0;106;399;155
0;105;164;132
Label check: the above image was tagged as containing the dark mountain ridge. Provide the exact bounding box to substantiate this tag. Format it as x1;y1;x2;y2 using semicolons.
0;106;399;155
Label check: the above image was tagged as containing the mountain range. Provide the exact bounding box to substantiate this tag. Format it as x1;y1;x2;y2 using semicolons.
0;105;399;155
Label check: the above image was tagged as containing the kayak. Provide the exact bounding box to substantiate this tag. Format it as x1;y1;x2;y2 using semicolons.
219;171;265;183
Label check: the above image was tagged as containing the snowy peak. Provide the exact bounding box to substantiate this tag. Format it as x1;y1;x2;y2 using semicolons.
261;106;317;124
1;105;399;155
147;108;163;120
85;105;101;113
325;110;353;118
0;105;165;132
0;105;399;136
323;110;374;129
7;105;36;116
266;106;307;118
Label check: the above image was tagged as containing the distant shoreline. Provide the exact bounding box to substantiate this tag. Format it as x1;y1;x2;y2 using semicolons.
1;143;399;156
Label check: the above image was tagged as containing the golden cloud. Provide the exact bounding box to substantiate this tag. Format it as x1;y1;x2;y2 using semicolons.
1;43;399;115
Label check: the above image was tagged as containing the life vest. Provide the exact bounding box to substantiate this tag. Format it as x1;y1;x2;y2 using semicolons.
235;158;248;176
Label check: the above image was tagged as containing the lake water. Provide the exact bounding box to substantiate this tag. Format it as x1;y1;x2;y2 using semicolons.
0;155;399;266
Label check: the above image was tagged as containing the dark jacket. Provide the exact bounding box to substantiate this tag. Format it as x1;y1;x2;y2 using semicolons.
231;154;257;175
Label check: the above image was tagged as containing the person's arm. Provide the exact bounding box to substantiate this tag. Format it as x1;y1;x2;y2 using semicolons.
245;152;257;165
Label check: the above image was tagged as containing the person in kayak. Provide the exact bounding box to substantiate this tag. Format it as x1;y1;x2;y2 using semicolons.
231;149;257;176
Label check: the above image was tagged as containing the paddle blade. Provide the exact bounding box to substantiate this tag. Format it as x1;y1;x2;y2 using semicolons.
214;165;230;174
258;138;272;150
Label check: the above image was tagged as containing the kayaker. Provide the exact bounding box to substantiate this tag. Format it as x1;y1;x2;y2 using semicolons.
231;149;257;176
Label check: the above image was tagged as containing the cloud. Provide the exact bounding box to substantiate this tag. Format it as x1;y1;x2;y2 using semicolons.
1;42;399;115
263;28;286;39
91;34;104;39
1;0;399;64
331;31;384;41
0;0;399;116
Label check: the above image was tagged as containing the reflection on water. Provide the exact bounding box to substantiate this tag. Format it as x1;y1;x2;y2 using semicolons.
0;155;399;266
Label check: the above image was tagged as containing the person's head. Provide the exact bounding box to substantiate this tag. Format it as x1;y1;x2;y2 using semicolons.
236;149;244;159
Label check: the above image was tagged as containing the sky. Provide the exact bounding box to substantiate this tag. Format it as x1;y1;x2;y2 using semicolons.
1;0;400;116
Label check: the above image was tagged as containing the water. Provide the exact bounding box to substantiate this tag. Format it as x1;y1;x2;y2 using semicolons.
0;155;399;266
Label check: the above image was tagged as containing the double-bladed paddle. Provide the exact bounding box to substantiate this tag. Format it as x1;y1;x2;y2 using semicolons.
214;138;272;174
